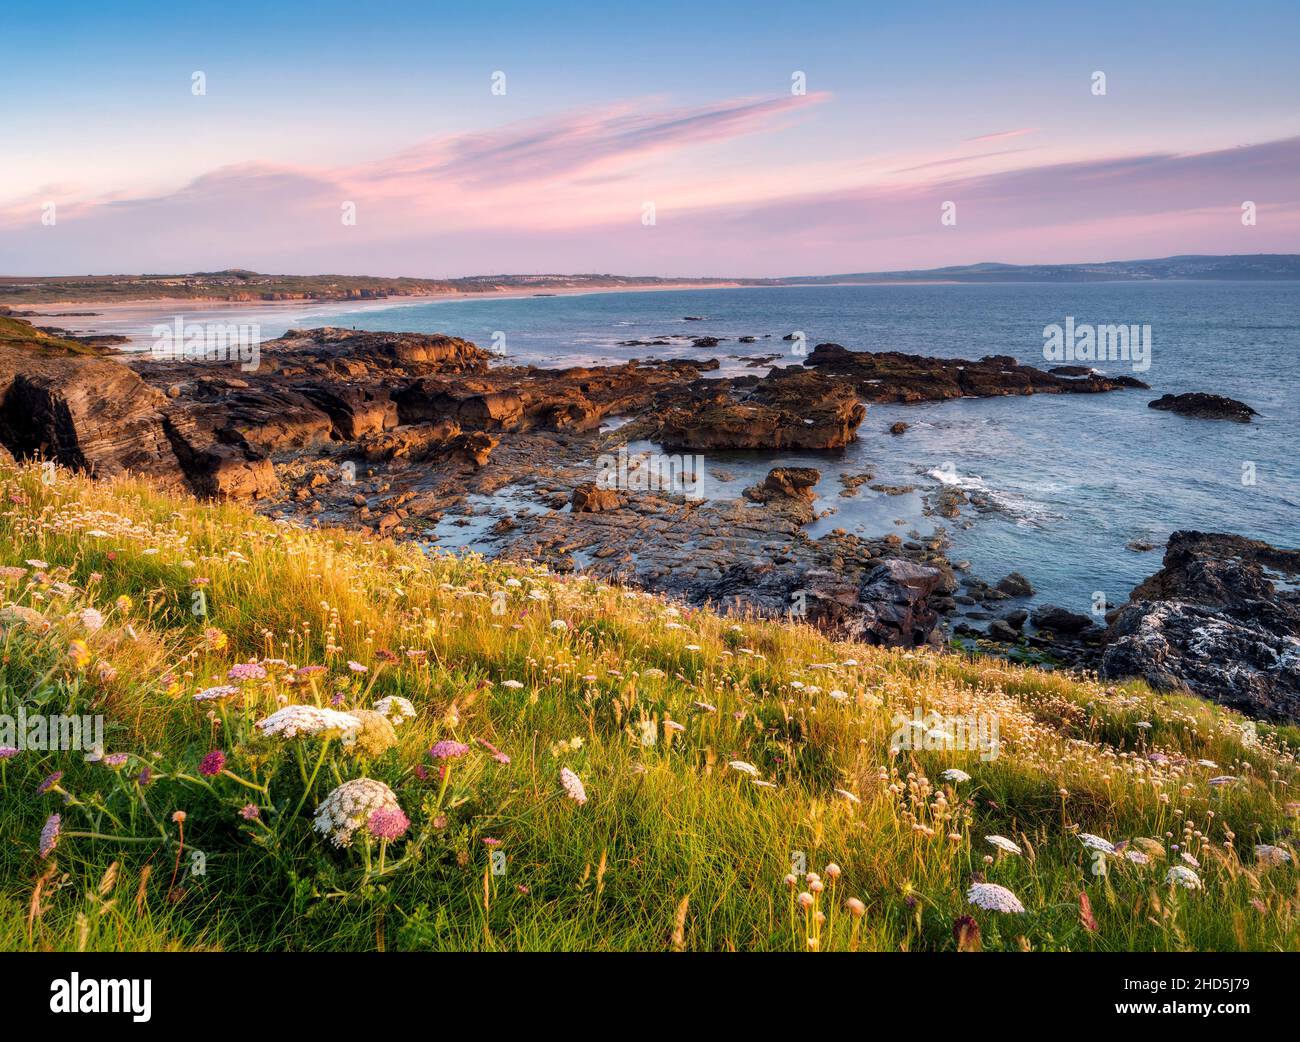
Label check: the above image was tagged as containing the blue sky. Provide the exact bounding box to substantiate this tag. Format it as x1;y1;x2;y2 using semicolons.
2;1;1298;275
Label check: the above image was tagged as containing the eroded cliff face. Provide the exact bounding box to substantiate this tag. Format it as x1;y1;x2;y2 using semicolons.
0;344;188;490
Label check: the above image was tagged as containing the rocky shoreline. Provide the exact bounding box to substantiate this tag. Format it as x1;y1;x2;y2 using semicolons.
1;313;1292;719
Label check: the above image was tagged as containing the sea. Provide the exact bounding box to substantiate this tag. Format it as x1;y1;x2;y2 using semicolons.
77;281;1300;615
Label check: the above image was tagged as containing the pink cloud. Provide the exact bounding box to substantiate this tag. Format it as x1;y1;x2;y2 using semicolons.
965;128;1040;143
0;96;1295;278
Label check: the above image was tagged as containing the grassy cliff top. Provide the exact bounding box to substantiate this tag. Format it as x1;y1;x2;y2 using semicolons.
0;461;1296;951
0;314;101;356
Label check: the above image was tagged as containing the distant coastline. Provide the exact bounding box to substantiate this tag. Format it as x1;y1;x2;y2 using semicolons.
3;253;1298;308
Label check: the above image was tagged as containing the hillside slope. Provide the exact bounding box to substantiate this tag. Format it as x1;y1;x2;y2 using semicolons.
0;461;1296;951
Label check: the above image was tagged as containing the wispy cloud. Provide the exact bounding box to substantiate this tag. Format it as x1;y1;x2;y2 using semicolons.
965;128;1040;143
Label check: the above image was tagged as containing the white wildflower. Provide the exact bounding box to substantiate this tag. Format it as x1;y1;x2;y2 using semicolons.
256;705;361;742
985;835;1022;855
313;778;403;847
966;882;1025;913
193;685;241;702
560;766;587;805
1165;865;1202;889
372;695;416;726
940;768;971;783
728;760;760;777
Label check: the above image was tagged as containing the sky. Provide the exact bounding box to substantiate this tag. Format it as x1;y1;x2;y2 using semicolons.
1;0;1298;278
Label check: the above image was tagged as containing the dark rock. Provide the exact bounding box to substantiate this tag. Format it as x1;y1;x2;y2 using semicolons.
1148;393;1257;423
987;619;1020;642
1031;605;1095;634
1100;531;1300;720
803;342;1149;402
995;571;1034;597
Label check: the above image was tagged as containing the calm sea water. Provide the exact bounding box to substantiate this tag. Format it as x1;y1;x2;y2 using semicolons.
87;282;1299;614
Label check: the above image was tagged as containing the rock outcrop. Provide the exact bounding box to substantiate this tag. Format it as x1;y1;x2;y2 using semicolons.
0;342;188;490
803;342;1149;402
1148;393;1257;423
1101;531;1300;721
653;367;866;450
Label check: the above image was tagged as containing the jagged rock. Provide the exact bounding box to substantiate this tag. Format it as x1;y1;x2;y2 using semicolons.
267;327;490;371
1031;605;1096;634
889;421;909;435
1148;393;1257;423
0;343;189;490
996;572;1034;597
987;619;1020;642
1101;531;1300;720
571;483;621;513
742;467;821;525
655;368;865;450
848;559;944;647
299;385;397;439
803;342;1148;402
743;467;820;503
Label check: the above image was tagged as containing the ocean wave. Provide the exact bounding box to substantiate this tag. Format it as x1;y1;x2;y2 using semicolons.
924;465;1062;528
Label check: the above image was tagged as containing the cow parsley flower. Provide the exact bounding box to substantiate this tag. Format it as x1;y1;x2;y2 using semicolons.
1165;865;1202;889
940;768;971;783
560;766;587;805
966;882;1025;913
1255;844;1292;866
348;710;398;758
728;760;760;777
77;607;104;632
373;695;416;725
194;685;240;702
256;705;361;742
985;835;1022;855
314;778;404;848
1078;833;1116;853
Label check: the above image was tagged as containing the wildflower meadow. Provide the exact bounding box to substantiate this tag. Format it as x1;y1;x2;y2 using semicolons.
0;461;1296;952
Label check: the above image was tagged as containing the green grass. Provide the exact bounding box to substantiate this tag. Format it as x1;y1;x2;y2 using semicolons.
0;460;1296;951
0;314;102;356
